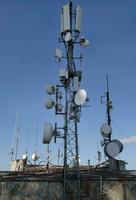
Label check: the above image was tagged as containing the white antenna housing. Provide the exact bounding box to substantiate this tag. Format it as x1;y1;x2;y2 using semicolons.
61;4;70;33
76;5;82;32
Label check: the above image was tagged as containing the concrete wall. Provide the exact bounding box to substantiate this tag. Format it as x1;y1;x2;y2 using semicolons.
0;177;136;199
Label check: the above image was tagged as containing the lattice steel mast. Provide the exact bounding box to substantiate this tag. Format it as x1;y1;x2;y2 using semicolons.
43;1;89;199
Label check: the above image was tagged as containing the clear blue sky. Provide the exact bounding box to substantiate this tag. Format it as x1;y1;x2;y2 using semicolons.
0;0;136;170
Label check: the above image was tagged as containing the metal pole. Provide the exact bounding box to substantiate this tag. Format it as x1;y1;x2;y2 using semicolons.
75;111;80;199
15;128;20;160
63;88;68;200
106;75;111;141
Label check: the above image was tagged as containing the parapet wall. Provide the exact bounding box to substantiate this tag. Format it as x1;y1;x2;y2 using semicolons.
0;171;136;200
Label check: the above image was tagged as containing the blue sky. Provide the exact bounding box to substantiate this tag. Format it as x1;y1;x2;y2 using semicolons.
0;0;136;170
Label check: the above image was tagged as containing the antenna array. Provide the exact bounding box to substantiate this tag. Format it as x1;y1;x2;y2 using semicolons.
43;1;89;199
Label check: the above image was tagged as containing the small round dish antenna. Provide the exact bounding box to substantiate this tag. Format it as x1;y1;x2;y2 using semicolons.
100;123;112;137
43;122;54;144
22;154;27;160
45;99;54;109
45;84;55;95
32;153;39;161
65;32;72;42
80;37;90;47
55;48;62;59
74;89;87;106
104;139;123;158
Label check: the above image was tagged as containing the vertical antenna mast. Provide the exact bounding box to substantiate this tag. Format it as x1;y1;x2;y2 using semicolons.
43;1;90;199
15;127;20;160
106;75;111;126
101;76;112;142
14;109;20;161
106;75;112;141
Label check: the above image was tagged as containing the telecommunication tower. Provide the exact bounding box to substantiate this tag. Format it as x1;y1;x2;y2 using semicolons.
43;1;89;199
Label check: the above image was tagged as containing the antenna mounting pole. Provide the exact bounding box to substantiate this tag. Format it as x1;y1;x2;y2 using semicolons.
106;75;112;141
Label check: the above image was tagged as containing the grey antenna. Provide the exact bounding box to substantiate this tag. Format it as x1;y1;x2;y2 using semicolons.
43;123;54;144
104;139;123;158
55;49;62;62
80;37;90;47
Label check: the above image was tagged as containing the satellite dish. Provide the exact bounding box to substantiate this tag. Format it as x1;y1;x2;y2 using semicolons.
43;122;54;144
45;84;55;95
100;123;112;138
32;153;39;161
65;32;72;42
104;139;123;158
55;48;62;59
45;99;54;109
80;37;90;47
74;89;87;106
22;154;27;160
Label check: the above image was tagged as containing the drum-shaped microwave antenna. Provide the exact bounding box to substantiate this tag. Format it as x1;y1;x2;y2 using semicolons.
45;84;55;95
43;122;54;144
74;89;87;106
104;139;123;158
100;123;112;138
80;37;90;47
65;32;72;42
45;99;54;109
32;153;39;161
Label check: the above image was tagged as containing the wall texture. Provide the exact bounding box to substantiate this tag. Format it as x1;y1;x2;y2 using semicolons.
0;173;136;200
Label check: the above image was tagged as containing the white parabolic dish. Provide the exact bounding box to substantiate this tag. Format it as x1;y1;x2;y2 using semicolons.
22;154;27;160
32;153;39;161
43;122;54;144
74;89;87;106
45;84;55;95
45;99;54;109
100;123;112;137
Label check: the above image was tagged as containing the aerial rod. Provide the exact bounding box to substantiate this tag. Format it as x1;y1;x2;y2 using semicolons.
106;75;111;125
106;75;112;141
